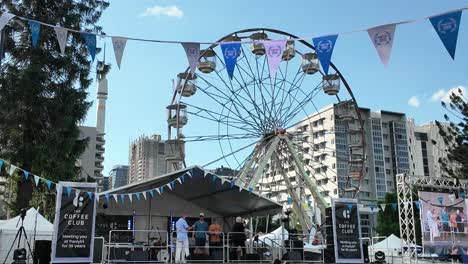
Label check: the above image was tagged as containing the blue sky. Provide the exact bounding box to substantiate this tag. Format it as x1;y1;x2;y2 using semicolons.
84;0;468;175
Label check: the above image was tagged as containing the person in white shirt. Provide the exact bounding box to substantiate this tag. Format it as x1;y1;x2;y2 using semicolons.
175;215;191;263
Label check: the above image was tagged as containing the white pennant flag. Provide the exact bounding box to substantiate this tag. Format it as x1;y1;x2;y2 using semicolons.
449;194;456;202
167;183;172;190
0;12;15;31
186;170;192;178
95;193;100;203
204;171;209;178
34;175;40;186
368;24;396;66
380;204;386;211
112;194;118;203
54;26;68;55
182;42;200;75
128;193;133;203
74;190;81;203
112;36;127;69
8;165;16;176
263;40;287;79
156;188;161;195
142;191;147;200
177;178;182;184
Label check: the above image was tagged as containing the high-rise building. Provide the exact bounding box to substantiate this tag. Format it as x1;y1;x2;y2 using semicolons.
109;165;129;189
128;134;184;184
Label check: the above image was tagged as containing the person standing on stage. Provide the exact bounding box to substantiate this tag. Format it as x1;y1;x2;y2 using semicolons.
208;218;223;257
193;212;209;254
175;215;191;263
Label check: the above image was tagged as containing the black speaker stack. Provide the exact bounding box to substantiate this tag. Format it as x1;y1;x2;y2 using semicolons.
323;207;335;263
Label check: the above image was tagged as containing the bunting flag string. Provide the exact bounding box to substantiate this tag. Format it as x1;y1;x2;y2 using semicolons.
263;40;287;78
367;24;397;66
28;20;41;48
34;175;40;187
430;11;462;59
182;42;200;75
111;36;127;69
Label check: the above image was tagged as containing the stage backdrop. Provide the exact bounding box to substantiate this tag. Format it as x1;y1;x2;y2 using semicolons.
51;182;97;263
332;198;363;263
419;191;468;256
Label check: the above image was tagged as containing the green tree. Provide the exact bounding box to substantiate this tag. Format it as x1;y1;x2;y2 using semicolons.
376;193;400;237
435;87;468;179
0;0;109;218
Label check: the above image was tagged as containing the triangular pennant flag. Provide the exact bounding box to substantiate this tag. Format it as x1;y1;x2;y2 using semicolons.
74;190;81;202
160;187;164;194
367;24;396;66
167;183;172;191
204;171;209;178
128;193;133;203
449;194;455;202
380;204;386;211
230;180;235;189
112;194;118;203
220;42;241;79
307;200;312;207
66;186;72;197
437;196;443;204
0;12;15;31
155;188;160;195
111;36;127;69
120;194;125;204
212;174;217;182
34;175;40;186
136;192;140;201
263;40;287;78
187;170;193;178
45;180;52;190
0;160;3;170
142;191;147;200
105;194;110;204
177;177;182;184
54;27;68;54
248;187;253;193
81;32;96;61
369;204;376;211
181;175;185;183
182;42;200;75
170;181;175;190
221;179;228;185
391;203;397;210
56;183;61;193
87;191;93;200
95;193;100;203
287;197;292;204
23;171;29;180
347;204;353;211
28;20;41;48
415;201;420;210
312;35;338;75
430;11;462;59
150;189;155;197
461;191;466;199
8;164;16;176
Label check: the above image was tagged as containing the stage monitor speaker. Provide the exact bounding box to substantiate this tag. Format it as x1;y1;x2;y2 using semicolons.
324;247;335;264
33;240;51;264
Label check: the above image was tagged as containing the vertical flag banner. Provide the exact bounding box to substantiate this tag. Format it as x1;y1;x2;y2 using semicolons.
82;32;96;61
0;12;15;31
182;42;200;75
29;20;41;48
111;36;127;69
430;11;462;59
367;24;396;66
312;35;338;75
54;27;68;55
220;42;241;80
263;40;287;79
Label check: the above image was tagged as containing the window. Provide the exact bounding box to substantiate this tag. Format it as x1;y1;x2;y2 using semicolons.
332;163;336;169
158;143;165;154
384;145;390;151
334;189;338;195
385;157;390;163
331;139;335;144
386;169;391;174
313;121;318;127
383;134;389;140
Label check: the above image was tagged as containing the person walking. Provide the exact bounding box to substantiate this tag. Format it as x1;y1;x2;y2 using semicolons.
193;213;209;254
231;216;247;259
175;215;191;263
208;218;223;258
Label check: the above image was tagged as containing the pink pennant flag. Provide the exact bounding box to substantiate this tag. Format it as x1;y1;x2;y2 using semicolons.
182;42;200;75
263;40;287;79
367;24;396;66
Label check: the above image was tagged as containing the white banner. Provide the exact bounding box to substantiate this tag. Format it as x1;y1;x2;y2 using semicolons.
182;42;200;75
367;24;396;66
0;12;15;31
54;27;68;55
112;36;127;69
263;40;287;79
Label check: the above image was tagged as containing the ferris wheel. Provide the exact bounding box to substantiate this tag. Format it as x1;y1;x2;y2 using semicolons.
167;28;365;232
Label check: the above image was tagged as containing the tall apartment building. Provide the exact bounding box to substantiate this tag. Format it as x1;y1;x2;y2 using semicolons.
128;134;184;184
109;165;129;189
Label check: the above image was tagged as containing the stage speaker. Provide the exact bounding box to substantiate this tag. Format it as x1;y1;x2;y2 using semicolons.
33;240;51;264
324;247;335;263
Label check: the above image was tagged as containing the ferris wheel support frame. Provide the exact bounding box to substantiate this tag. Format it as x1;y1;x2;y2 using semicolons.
397;173;468;264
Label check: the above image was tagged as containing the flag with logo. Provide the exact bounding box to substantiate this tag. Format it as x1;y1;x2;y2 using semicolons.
367;24;396;66
263;40;287;79
430;11;462;59
312;35;338;75
220;42;241;80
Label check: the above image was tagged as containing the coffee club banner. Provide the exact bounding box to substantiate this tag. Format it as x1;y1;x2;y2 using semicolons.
0;7;465;76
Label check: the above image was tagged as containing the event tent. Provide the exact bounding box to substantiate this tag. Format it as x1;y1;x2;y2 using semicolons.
369;234;402;253
0;208;53;263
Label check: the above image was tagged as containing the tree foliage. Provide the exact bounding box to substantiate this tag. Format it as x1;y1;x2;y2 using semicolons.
376;192;400;237
435;87;468;179
0;0;109;217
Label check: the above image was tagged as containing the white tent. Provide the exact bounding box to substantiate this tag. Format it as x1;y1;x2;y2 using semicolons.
0;208;53;263
369;234;402;252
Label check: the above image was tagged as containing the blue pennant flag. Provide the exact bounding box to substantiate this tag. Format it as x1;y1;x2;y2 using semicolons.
369;204;376;211
312;35;338;75
120;194;125;204
87;191;93;200
45;180;52;190
105;194;110;203
220;42;241;80
0;160;3;170
212;174;217;182
149;190;155;198
430;11;462;59
437;196;443;204
181;175;185;183
461;191;466;199
287;197;292;204
66;186;72;197
136;192;140;201
28;20;41;48
391;203;397;210
248;187;253;193
82;32;96;61
160;187;164;194
170;181;175;190
347;204;353;211
415;201;420;210
307;200;312;207
230;180;235;189
23;171;29;180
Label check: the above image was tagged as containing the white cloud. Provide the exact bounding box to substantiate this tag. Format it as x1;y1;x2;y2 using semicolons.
431;86;466;103
408;96;420;108
141;5;183;18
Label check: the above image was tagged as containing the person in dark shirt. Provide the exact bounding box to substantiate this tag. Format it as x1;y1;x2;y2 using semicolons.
231;216;246;259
